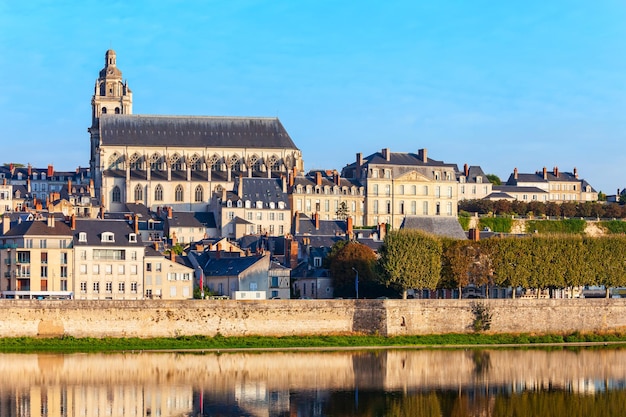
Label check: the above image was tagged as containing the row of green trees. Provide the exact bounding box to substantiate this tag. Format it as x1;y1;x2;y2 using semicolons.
460;199;626;219
328;230;626;299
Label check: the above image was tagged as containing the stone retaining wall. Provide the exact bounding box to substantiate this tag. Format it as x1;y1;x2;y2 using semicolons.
0;299;624;338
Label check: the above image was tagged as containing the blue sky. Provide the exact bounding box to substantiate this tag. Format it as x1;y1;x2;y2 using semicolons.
1;1;625;194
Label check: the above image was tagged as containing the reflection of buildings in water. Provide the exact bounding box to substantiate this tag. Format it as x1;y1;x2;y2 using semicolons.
0;349;625;416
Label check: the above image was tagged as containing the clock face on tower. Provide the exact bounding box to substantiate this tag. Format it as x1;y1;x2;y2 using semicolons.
107;69;113;75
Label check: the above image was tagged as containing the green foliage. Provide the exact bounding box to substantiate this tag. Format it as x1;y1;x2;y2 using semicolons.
170;243;184;255
526;219;586;234
458;215;471;231
470;302;492;332
601;220;626;234
335;201;349;220
377;230;442;297
478;217;512;233
485;174;501;185
328;242;378;298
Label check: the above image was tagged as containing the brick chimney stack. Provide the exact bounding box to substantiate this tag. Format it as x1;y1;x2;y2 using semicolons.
314;212;319;230
418;148;428;163
315;171;322;186
47;164;54;177
67;178;72;195
27;164;32;177
281;174;287;193
514;167;518;180
334;170;340;186
134;214;139;234
356;153;363;176
47;215;55;228
294;211;300;234
469;228;480;241
238;175;243;197
216;243;222;259
553;166;559;177
464;163;469;177
170;250;176;262
167;207;173;219
347;216;353;237
542;167;547;180
574;167;578;179
26;178;31;193
382;148;390;161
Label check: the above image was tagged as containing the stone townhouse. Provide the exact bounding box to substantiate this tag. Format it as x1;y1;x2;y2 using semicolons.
457;164;492;201
504;166;597;203
342;148;460;229
0;215;74;299
88;50;303;212
144;246;195;300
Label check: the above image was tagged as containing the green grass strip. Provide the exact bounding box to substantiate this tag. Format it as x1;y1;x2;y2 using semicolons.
1;332;626;353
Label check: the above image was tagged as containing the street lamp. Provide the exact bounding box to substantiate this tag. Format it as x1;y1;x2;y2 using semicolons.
351;267;359;299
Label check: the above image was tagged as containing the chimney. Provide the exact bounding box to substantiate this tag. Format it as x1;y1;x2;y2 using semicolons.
47;164;54;177
289;170;295;187
294;211;300;234
167;207;173;219
2;215;10;235
216;243;222;259
99;206;104;219
221;187;227;201
281;174;287;193
170;250;176;262
27;164;32;177
553;166;559;177
418;148;428;163
71;214;76;230
574;167;578;179
356;153;363;176
47;215;55;228
379;223;386;241
2;178;5;186
469;228;480;241
315;212;319;230
195;244;203;251
514;167;518;180
542;167;547;180
89;179;94;197
26;179;31;193
315;171;322;186
382;148;390;161
67;178;72;195
464;163;469;177
334;170;340;186
238;175;243;197
9;163;14;174
154;241;159;251
347;216;353;236
133;214;139;234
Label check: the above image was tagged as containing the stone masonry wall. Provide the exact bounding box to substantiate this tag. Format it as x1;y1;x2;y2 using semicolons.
0;299;625;338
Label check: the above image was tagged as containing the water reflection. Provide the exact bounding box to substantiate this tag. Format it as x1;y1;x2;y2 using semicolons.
0;348;625;416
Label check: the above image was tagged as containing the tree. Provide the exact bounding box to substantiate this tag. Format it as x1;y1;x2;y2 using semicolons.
486;174;502;185
441;239;474;299
335;201;349;220
328;242;377;298
378;230;442;299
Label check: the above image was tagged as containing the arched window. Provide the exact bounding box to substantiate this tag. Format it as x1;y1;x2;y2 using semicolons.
154;184;163;201
194;185;203;202
229;155;241;172
268;154;280;171
115;107;120;114
175;185;184;202
170;154;183;171
134;184;143;202
108;152;123;170
102;107;107;114
150;153;162;171
112;186;121;203
190;154;202;171
249;154;262;171
208;154;220;171
129;153;142;170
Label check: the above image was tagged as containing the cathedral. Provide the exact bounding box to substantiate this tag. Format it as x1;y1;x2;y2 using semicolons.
89;50;303;213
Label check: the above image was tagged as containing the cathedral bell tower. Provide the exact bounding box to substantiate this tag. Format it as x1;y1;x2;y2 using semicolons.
88;49;133;197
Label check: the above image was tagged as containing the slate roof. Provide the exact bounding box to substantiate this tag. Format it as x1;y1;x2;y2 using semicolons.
72;219;145;247
295;215;347;236
99;115;299;150
506;170;596;192
203;255;265;277
493;185;547;194
292;171;363;189
166;211;216;228
400;216;467;240
2;219;73;237
458;166;489;183
227;177;290;207
345;151;458;170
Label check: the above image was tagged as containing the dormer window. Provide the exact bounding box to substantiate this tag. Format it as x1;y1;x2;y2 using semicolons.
17;173;22;180
226;200;232;208
129;233;137;243
477;177;482;183
256;201;263;209
78;232;87;242
101;232;115;242
245;200;251;209
269;202;276;209
41;173;46;180
460;177;465;183
278;201;285;209
236;200;242;208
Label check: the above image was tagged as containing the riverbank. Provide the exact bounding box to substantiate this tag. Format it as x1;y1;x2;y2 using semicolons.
3;332;626;353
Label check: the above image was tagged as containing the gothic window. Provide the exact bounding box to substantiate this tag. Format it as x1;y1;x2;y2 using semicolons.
229;155;241;172
129;153;141;170
112;186;121;203
268;154;280;172
190;153;202;171
170;154;183;171
175;185;184;202
134;184;143;202
208;154;220;171
249;154;261;171
149;153;163;171
194;185;203;202
154;184;163;201
108;152;123;170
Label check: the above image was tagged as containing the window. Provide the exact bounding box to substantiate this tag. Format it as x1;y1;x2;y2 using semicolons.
422;201;429;215
112;186;121;203
131;264;138;275
399;185;404;195
134;184;143;201
41;265;48;278
41;252;48;264
175;185;184;202
79;232;87;242
131;282;138;293
411;201;417;215
25;239;33;248
447;187;453;198
118;264;125;274
101;232;115;242
93;264;100;274
60;266;67;278
227;211;234;220
373;184;378;196
129;233;137;243
195;185;204;202
106;282;113;293
146;263;152;272
155;263;162;272
80;282;87;293
60;252;68;265
39;239;47;249
131;251;137;260
373;200;379;214
105;265;113;274
118;282;125;293
435;187;441;198
93;282;100;293
154;184;164;201
314;257;322;267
